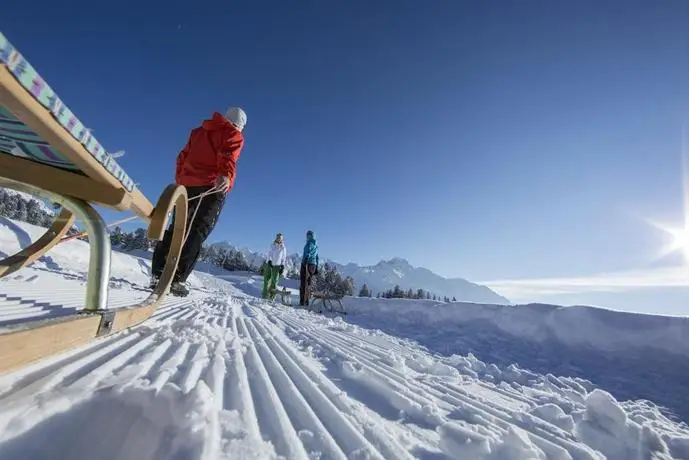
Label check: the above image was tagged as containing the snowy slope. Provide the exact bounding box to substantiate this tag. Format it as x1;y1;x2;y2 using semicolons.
342;298;689;358
210;240;508;304
1;219;689;459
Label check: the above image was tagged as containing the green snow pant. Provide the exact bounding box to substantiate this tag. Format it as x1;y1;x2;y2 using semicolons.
262;264;281;300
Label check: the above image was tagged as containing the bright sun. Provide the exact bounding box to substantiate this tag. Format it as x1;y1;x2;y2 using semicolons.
659;224;689;262
646;130;689;263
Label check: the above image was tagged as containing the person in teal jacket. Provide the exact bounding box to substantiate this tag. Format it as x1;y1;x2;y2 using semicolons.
300;230;319;306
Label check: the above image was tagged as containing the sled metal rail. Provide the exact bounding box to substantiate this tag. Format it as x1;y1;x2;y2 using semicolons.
0;31;188;375
309;292;347;315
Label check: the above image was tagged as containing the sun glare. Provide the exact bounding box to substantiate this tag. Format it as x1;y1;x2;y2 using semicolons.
654;223;689;262
645;127;689;264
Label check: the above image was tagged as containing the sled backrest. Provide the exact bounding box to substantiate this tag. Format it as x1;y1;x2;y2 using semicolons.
0;31;153;218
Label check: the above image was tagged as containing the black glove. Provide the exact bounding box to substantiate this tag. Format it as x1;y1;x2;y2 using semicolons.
267;260;273;267
279;265;284;275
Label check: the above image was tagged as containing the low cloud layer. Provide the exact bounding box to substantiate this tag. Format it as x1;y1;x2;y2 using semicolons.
481;265;689;302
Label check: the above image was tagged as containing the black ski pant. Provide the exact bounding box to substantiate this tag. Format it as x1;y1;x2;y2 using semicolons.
299;262;317;305
151;185;226;283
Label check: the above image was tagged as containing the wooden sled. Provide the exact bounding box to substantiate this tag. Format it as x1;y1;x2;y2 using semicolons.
0;31;188;375
268;287;292;306
309;292;347;315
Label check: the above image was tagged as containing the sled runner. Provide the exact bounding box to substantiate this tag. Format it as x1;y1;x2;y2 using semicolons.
0;32;188;375
310;292;347;316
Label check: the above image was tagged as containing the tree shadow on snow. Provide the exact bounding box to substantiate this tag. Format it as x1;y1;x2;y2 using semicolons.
343;314;689;425
36;254;62;272
137;258;151;277
0;216;33;250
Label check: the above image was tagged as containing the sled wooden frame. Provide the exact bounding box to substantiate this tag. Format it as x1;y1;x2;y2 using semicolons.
268;287;292;306
0;39;189;375
310;292;347;315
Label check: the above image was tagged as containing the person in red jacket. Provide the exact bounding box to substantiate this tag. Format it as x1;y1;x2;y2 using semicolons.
150;107;246;296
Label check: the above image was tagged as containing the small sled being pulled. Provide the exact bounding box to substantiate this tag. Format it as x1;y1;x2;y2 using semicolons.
0;31;188;375
308;291;347;316
268;287;292;306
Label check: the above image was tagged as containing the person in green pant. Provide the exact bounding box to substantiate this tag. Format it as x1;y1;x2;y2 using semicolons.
262;232;287;300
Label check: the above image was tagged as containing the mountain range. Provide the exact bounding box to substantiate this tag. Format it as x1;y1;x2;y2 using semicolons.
209;241;510;304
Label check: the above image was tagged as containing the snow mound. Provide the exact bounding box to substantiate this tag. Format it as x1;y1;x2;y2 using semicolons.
575;389;679;460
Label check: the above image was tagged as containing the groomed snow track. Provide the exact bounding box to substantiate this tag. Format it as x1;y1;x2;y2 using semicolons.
1;275;688;460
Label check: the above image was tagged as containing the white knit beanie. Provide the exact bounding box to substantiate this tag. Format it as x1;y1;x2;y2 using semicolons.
225;107;247;132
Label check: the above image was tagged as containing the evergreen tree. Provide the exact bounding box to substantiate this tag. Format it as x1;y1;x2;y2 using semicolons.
110;226;125;247
417;288;425;300
392;285;404;298
426;292;431;300
452;296;457;302
121;232;135;250
26;199;42;225
358;284;371;297
0;189;7;216
214;248;228;267
343;276;355;296
224;249;250;271
132;228;149;251
433;294;437;301
39;208;53;227
312;263;354;297
207;246;222;265
406;288;414;299
286;266;300;280
13;199;27;221
3;193;19;219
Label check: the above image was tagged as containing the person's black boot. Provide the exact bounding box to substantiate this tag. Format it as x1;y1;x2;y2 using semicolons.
170;281;190;297
148;276;159;290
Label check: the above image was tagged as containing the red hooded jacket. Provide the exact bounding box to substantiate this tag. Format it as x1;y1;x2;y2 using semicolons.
175;112;244;192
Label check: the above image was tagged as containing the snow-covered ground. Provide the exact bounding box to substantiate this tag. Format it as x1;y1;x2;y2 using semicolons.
1;218;688;459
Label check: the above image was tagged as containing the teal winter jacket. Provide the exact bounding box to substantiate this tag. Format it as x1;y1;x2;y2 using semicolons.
302;235;319;266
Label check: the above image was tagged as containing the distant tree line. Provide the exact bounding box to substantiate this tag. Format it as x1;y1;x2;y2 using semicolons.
108;227;262;272
0;189;58;228
357;282;457;302
0;189;81;237
109;226;151;251
199;244;258;272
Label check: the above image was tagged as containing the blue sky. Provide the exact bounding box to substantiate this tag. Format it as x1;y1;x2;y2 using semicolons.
2;1;689;313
